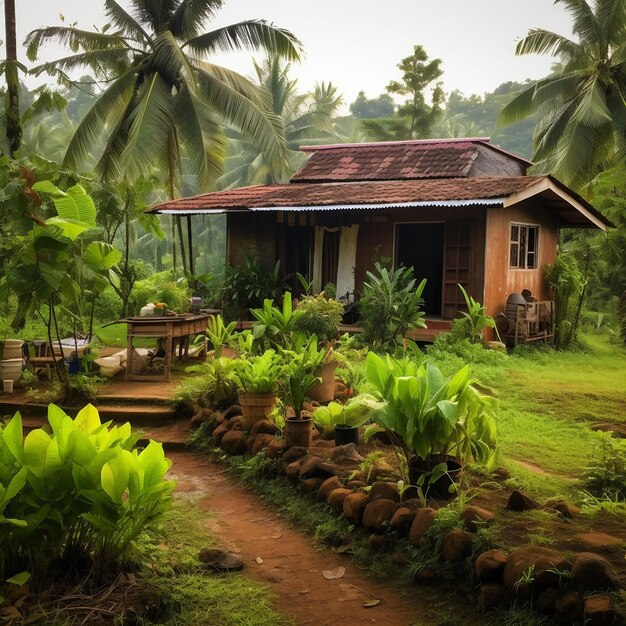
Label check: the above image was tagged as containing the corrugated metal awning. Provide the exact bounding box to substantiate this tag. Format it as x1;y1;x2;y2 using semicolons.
249;198;506;212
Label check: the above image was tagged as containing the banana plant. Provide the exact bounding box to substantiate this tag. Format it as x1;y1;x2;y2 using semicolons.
364;352;497;484
250;291;304;350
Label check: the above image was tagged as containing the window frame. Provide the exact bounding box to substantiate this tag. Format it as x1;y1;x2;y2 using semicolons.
509;222;539;269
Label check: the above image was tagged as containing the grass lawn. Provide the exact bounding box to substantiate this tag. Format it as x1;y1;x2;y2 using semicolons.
463;333;626;498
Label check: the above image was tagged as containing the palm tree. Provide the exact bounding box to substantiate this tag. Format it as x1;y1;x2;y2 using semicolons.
25;0;302;195
4;0;21;156
499;0;626;189
219;55;342;187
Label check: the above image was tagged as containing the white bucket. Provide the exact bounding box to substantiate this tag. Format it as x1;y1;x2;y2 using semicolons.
0;358;23;383
3;379;13;393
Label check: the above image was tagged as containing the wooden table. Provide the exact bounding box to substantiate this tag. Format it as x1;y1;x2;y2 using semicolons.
122;313;210;382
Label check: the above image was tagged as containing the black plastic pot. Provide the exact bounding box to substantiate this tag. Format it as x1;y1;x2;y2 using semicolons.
409;458;463;499
334;424;359;446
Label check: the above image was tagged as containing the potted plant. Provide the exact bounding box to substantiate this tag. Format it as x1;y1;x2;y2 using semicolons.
294;293;345;402
364;352;497;498
313;394;383;446
281;337;323;448
232;350;288;430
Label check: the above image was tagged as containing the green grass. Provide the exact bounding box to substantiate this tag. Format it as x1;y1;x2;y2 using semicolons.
139;499;291;626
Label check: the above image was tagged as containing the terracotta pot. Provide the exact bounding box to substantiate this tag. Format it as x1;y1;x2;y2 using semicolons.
238;391;276;430
408;458;463;499
308;360;336;403
284;417;313;448
334;424;359;446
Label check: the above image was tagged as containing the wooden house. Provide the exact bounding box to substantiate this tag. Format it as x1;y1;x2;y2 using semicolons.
149;138;610;340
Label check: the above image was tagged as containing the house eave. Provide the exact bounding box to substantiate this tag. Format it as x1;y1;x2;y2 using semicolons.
249;198;506;212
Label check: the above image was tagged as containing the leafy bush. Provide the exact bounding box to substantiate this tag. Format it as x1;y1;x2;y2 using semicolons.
182;357;239;409
580;432;626;500
129;271;191;315
358;263;427;349
0;404;174;586
293;293;344;343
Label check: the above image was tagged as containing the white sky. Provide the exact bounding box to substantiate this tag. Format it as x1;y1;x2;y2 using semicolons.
2;0;573;110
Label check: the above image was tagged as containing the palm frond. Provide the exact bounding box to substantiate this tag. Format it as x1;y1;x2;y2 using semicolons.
498;81;541;125
25;26;123;62
29;48;132;80
185;20;301;61
151;30;196;87
174;84;225;190
169;0;224;40
515;28;581;60
533;99;578;159
596;0;626;46
193;61;287;167
571;76;612;127
556;0;601;47
120;73;175;183
104;0;153;46
63;69;137;172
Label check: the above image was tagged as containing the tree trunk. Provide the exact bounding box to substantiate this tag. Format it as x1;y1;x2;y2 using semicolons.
4;0;21;156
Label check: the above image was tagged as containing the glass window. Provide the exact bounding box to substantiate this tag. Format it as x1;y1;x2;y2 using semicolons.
510;224;539;269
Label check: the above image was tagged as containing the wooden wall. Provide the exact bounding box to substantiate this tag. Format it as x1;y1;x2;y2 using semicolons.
484;199;559;318
227;213;278;270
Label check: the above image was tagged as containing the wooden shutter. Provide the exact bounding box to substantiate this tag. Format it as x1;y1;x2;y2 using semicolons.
442;222;473;319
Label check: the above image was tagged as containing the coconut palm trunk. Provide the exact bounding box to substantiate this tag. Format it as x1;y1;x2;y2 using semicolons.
4;0;21;156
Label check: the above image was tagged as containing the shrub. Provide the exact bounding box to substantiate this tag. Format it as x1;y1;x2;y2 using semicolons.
580;432;626;500
359;262;426;349
0;404;174;586
293;293;344;343
129;271;191;315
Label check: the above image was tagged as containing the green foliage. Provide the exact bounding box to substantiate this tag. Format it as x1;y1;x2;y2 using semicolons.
364;352;498;480
251;291;303;350
312;394;383;436
545;254;586;347
359;262;427;349
223;258;288;321
130;271;191;315
580;432;626;500
204;314;236;357
232;350;288;395
0;404;174;585
456;284;496;342
349;91;396;119
293;293;344;343
183;357;239;409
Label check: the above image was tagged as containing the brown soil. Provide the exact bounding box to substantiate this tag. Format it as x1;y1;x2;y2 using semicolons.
167;451;472;626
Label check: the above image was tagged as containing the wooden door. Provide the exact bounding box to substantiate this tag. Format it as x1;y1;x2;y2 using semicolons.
442;222;473;319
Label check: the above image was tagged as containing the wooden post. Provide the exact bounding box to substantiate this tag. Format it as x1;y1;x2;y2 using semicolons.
187;215;194;279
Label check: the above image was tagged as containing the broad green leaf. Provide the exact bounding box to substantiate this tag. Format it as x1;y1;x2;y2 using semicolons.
66;184;97;225
74;404;101;434
31;180;63;196
83;241;122;271
23;429;52;477
101;450;132;502
2;412;24;463
44;216;91;241
6;571;30;586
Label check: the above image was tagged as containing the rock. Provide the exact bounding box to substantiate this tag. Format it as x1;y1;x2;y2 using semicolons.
198;548;244;572
346;480;367;490
591;422;626;438
462;505;495;531
250;419;278;438
252;433;275;455
265;437;287;459
475;549;509;584
576;532;624;548
362;499;399;532
409;508;437;545
285;459;305;481
536;587;560;615
503;546;571;595
330;443;364;465
414;567;439;585
302;477;324;493
441;529;473;562
327;488;353;512
229;417;245;431
553;591;582;624
368;481;400;503
391;550;411;567
584;594;623;626
281;446;308;464
572;552;619;590
507;490;539;511
401;498;424;511
368;533;389;550
190;408;215;427
220;429;246;455
545;498;580;518
318;476;343;500
390;507;417;536
479;584;507;611
222;404;243;420
342;492;370;524
299;455;325;479
212;421;231;443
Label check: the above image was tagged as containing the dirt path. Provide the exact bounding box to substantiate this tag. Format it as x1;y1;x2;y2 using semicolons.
167;451;451;626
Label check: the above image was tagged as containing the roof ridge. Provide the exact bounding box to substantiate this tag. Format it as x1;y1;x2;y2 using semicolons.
299;138;491;152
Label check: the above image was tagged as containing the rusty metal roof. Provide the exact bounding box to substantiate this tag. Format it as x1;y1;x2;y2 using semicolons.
291;138;532;182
